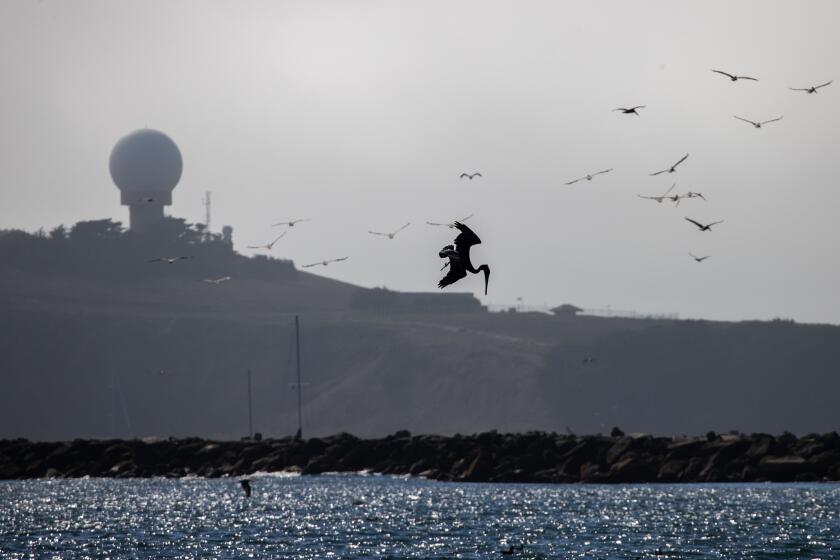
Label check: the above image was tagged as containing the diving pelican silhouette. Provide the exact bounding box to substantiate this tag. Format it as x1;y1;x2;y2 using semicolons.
438;222;490;295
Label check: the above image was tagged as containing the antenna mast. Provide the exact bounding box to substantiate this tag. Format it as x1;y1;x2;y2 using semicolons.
295;315;303;440
203;191;212;232
247;369;253;438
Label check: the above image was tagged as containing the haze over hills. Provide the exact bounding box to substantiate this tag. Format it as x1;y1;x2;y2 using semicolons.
2;218;839;441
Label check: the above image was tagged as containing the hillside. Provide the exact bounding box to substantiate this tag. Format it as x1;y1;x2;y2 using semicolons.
2;220;839;440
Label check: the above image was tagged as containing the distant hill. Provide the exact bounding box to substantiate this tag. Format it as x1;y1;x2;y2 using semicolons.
2;219;839;440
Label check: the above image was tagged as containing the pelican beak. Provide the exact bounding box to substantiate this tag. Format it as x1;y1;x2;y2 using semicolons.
483;266;490;295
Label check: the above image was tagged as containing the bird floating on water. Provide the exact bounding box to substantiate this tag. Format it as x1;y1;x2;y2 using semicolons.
148;256;193;264
712;69;758;82
638;183;676;204
460;172;482;180
565;169;613;185
438;222;490;295
239;479;252;497
272;218;311;227
369;222;410;239
733;115;783;129
200;276;232;285
689;252;710;262
247;231;287;250
302;257;349;268
613;105;646;115
426;213;474;228
650;154;689;176
685;217;724;232
790;80;832;94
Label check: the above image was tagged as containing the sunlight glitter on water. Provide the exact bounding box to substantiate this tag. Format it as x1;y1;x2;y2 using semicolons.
2;477;839;559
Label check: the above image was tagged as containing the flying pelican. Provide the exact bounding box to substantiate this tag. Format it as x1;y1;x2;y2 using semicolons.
272;218;311;227
689;252;710;262
247;231;287;250
438;222;490;295
239;479;252;497
638;183;676;204
368;222;410;240
301;257;349;268
650;154;689;176
683;191;706;201
712;69;758;82
565;169;613;185
200;276;232;285
426;213;474;228
685;217;724;232
613;105;646;115
733;115;783;129
148;256;193;264
460;172;482;180
790;80;832;94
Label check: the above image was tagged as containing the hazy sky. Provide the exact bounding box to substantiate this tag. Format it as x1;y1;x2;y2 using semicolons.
2;1;839;323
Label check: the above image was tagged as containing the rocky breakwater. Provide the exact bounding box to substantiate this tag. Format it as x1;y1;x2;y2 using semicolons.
2;430;839;482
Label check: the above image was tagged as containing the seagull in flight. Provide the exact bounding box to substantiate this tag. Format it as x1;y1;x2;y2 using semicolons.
685;217;724;232
712;69;758;82
650;154;689;176
148;256;193;264
689;252;710;262
683;191;706;201
438;221;490;295
247;231;287;250
200;276;232;285
272;218;311;227
734;115;784;129
460;172;482;180
426;213;474;228
638;183;676;203
301;257;349;268
565;169;613;185
369;222;410;240
613;105;646;115
790;80;832;94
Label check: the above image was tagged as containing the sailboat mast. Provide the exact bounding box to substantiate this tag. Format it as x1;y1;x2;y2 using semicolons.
295;315;303;439
247;368;253;438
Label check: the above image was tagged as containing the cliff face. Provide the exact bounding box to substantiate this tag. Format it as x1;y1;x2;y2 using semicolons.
3;432;839;483
2;222;840;440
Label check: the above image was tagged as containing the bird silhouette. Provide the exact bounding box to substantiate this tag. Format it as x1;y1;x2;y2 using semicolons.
460;172;482;180
239;479;252;497
438;222;490;295
613;105;646;115
685;217;724;232
247;231;287;250
426;213;474;228
369;222;410;239
650;154;689;176
683;191;706;201
790;80;832;94
733;115;783;129
638;183;676;204
148;256;193;264
302;257;349;268
712;69;758;81
689;252;710;262
272;218;311;227
200;276;232;285
565;169;613;185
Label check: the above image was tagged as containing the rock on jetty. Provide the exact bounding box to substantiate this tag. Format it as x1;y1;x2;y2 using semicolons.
2;431;839;482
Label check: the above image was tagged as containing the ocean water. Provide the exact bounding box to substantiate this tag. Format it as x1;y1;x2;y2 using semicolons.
1;475;838;559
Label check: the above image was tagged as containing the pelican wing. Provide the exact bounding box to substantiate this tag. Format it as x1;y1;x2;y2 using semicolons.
452;221;482;263
459;173;469;178
331;257;349;263
712;69;735;79
789;87;811;91
707;220;724;228
426;221;446;226
594;168;613;176
672;154;689;168
630;105;646;110
472;173;482;178
734;115;756;126
301;262;319;268
565;177;582;185
368;231;387;236
271;221;290;227
760;116;783;125
662;183;676;197
458;213;474;222
613;108;629;112
393;222;411;235
684;217;705;230
649;169;667;176
438;257;466;289
737;75;758;81
246;245;266;249
815;80;833;89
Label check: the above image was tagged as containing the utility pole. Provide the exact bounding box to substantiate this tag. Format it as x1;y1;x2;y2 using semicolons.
203;191;211;233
